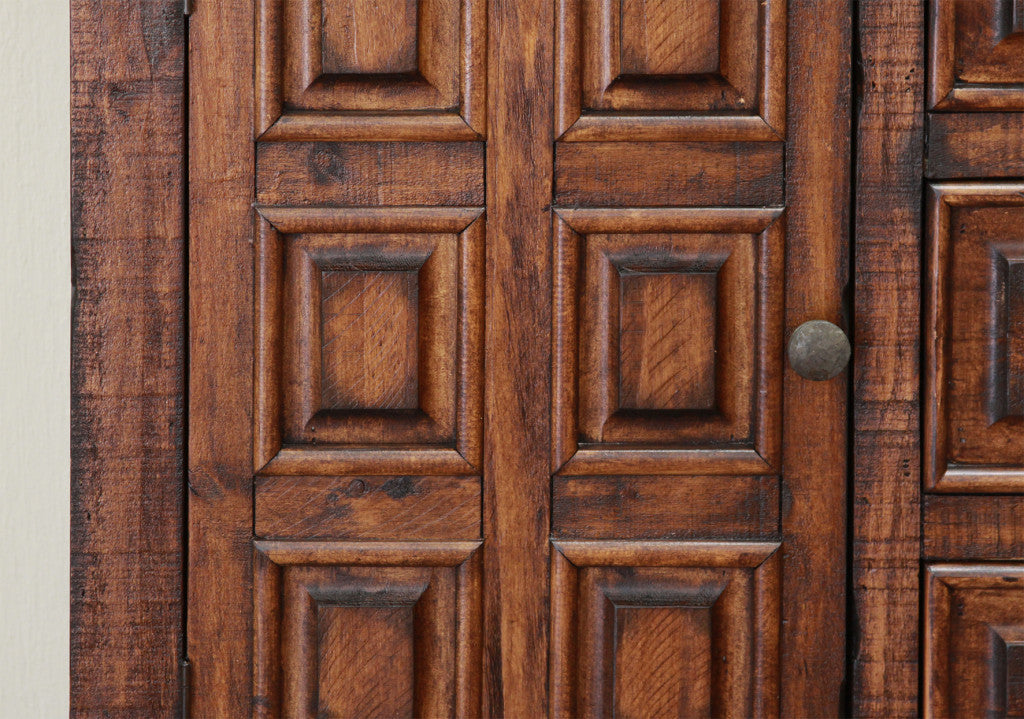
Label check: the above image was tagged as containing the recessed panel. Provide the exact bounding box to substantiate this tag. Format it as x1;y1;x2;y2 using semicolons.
321;0;419;75
257;0;484;139
619;270;717;411
320;269;419;411
553;208;783;475
317;605;415;718
556;0;786;140
925;185;1024;491
614;605;713;718
619;0;721;76
254;541;482;718
925;564;1024;718
929;0;1024;110
550;541;780;717
254;207;484;476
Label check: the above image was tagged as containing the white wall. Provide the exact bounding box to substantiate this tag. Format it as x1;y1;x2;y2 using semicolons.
0;1;71;716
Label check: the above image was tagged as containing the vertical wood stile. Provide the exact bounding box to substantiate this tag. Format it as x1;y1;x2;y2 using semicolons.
187;0;255;716
851;2;924;715
782;0;851;714
483;0;555;711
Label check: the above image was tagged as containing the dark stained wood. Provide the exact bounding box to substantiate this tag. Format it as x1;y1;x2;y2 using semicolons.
550;541;781;717
256;142;484;206
186;0;256;716
552;208;783;477
928;0;1024;111
924;565;1024;718
70;0;185;715
482;0;554;711
924;184;1024;493
924;496;1024;560
552;476;780;540
554;142;784;207
555;0;786;140
850;1;925;714
256;475;482;540
781;1;851;714
253;541;482;718
927;113;1024;179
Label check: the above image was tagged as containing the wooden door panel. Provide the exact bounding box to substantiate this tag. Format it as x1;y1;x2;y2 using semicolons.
253;207;484;471
555;0;786;140
925;564;1024;718
189;0;850;714
925;184;1024;492
553;208;783;476
550;541;781;717
257;0;486;139
929;0;1024;111
253;541;482;718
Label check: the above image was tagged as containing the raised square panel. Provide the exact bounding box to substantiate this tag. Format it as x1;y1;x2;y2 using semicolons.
257;0;485;140
553;208;783;476
254;540;482;717
925;184;1024;492
556;0;786;140
255;207;483;476
925;564;1024;718
550;540;780;717
929;0;1024;111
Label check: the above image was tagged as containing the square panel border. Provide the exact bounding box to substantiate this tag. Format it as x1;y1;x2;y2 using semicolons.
555;0;787;141
553;207;784;476
924;183;1024;493
256;0;486;141
549;540;781;717
928;0;1024;111
255;206;484;477
253;540;483;716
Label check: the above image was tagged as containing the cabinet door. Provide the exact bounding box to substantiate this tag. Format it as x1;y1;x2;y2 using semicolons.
187;1;851;715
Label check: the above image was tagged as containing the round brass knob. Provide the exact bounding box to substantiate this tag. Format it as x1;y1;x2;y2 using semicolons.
787;320;851;381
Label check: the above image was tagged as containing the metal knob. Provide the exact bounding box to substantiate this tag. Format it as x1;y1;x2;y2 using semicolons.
787;320;851;380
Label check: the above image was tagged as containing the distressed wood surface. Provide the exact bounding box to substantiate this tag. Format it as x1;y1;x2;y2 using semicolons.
482;0;554;711
70;1;185;715
780;1;851;713
850;2;925;715
187;0;256;715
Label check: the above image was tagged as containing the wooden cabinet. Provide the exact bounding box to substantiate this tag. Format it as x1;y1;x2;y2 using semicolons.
70;0;1023;716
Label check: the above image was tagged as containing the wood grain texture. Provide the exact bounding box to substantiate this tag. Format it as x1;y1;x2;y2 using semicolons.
555;0;786;140
552;476;780;540
781;0;850;714
554;141;784;206
924;564;1024;719
549;541;781;718
924;496;1024;560
927;113;1024;179
320;0;418;75
619;0;720;75
257;142;484;206
187;0;256;715
924;184;1024;493
256;475;482;540
319;269;419;410
482;0;553;711
850;2;925;714
70;0;184;715
253;541;482;718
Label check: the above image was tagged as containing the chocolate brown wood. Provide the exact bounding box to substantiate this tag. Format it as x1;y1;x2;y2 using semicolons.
70;0;185;715
77;0;1024;714
850;1;926;714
